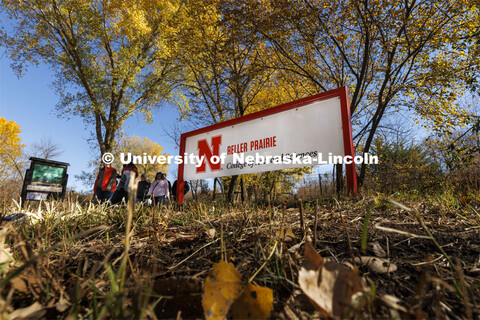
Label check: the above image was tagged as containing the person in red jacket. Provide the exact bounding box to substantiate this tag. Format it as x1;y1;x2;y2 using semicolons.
94;163;117;202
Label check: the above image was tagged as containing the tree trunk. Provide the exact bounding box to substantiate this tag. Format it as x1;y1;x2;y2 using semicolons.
318;174;322;197
269;177;276;204
213;178;217;200
104;127;116;154
95;112;118;155
358;103;388;186
192;180;198;201
335;163;343;195
95;113;105;155
227;175;238;203
240;177;245;203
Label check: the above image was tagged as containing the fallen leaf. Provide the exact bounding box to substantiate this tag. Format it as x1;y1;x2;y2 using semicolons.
207;228;216;239
10;302;46;319
369;241;387;258
303;240;323;269
288;242;303;253
137;230;156;238
298;241;363;318
229;283;273;319
354;256;397;273
276;228;296;243
20;274;40;294
203;261;243;320
10;277;27;293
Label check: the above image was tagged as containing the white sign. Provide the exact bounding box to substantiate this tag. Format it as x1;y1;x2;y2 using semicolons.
183;97;345;180
177;87;357;202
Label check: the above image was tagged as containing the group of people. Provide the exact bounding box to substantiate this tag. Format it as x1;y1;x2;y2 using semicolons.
94;162;189;205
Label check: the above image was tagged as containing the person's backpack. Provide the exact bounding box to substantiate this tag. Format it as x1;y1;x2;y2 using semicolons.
117;171;131;191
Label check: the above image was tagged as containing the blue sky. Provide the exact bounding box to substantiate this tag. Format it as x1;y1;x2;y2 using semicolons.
0;55;335;194
0;54;181;192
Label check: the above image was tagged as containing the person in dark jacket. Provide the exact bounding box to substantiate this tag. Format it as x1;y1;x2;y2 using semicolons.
171;179;190;201
136;174;150;203
94;163;117;202
110;162;138;205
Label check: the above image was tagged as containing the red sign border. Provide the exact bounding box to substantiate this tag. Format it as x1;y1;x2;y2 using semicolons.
177;86;357;204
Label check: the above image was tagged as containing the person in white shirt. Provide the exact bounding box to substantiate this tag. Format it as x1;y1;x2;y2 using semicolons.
147;172;170;205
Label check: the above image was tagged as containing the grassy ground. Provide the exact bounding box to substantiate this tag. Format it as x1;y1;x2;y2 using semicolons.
0;191;479;319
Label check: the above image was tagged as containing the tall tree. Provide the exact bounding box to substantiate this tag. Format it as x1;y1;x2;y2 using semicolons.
176;0;277;201
176;0;316;202
237;0;478;185
113;135;169;180
1;0;185;156
0;116;25;179
29;137;64;159
176;0;274;125
0;116;26;199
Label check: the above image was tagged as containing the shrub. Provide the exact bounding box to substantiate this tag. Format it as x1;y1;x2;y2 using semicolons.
365;137;444;194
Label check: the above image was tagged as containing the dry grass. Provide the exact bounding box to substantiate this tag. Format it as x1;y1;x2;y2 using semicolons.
0;191;479;319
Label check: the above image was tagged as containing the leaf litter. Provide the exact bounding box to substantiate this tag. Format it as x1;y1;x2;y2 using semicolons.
0;197;479;319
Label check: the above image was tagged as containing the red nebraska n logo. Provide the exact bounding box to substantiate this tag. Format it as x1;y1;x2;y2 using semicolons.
196;135;222;173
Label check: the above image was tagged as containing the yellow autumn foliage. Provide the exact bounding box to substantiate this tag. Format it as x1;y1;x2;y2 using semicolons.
113;136;169;181
0;116;25;180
